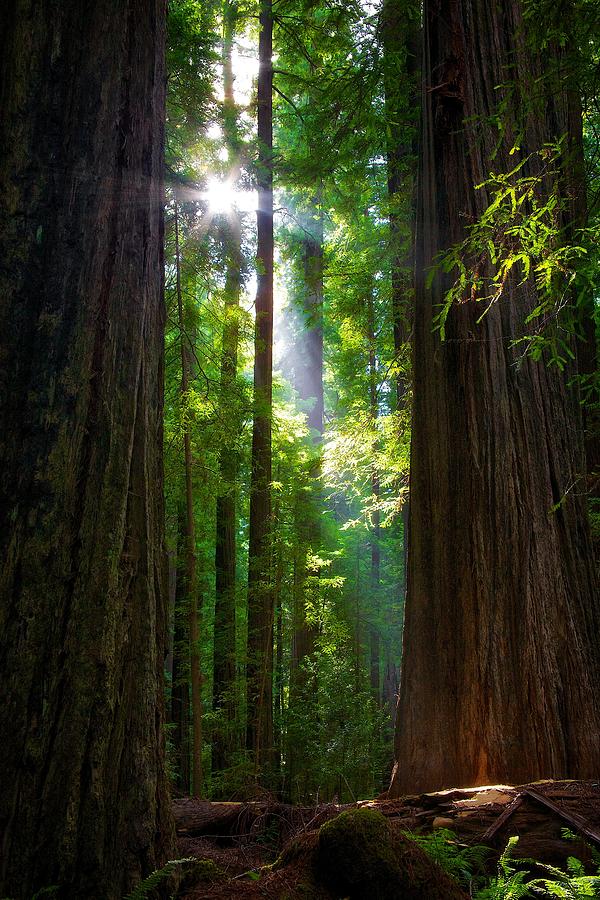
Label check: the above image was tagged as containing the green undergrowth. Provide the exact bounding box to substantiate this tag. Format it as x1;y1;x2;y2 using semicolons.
410;829;600;899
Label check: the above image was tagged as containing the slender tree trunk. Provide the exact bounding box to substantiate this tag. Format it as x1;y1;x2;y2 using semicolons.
0;2;174;896
273;481;285;781
174;203;203;797
246;0;275;779
287;210;325;799
171;505;191;793
391;0;600;796
367;293;381;701
213;4;243;783
212;224;241;779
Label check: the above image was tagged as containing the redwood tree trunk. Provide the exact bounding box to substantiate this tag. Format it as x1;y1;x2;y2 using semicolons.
0;2;173;897
391;0;600;795
246;0;275;778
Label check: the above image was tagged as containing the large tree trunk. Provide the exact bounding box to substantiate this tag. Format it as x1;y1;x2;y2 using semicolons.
0;2;174;897
380;0;419;412
381;0;418;625
391;0;600;796
246;0;275;779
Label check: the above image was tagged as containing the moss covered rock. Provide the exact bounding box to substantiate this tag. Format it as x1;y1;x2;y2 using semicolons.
178;857;227;893
313;807;468;900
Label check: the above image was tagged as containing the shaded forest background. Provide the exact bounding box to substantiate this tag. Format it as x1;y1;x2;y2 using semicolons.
164;0;415;804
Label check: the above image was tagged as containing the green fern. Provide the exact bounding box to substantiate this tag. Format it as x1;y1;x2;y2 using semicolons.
474;837;600;900
405;827;490;890
474;836;544;899
123;857;194;900
534;858;600;898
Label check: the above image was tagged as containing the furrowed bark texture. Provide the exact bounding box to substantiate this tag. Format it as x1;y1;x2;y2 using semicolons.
391;0;600;795
246;0;275;776
0;2;174;896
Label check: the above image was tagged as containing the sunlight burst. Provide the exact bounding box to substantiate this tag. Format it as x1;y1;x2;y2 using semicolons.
204;177;237;214
202;177;257;215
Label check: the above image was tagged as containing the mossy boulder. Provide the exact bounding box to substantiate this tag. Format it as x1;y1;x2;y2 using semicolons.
178;857;227;893
313;807;469;900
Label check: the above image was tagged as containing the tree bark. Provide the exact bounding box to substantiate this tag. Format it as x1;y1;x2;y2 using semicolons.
246;0;275;778
390;0;600;796
0;2;174;896
380;0;419;411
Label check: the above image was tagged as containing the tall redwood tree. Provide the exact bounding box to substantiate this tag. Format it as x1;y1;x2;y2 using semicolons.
0;2;174;896
246;0;275;776
391;0;600;795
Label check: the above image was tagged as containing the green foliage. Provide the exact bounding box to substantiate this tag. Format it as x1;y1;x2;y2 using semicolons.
407;828;490;891
412;832;600;900
163;0;412;802
432;142;583;358
122;858;195;900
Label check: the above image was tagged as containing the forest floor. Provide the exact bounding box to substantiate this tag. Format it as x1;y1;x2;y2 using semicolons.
175;780;600;898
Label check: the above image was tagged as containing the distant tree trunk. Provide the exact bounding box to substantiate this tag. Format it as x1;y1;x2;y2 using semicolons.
213;221;241;783
174;202;203;797
0;2;174;897
391;0;600;796
288;209;325;798
213;2;243;785
367;293;381;701
171;505;191;793
292;220;325;626
246;0;275;778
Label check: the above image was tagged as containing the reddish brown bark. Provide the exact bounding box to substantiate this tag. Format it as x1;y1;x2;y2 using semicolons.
391;0;600;795
0;1;173;896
